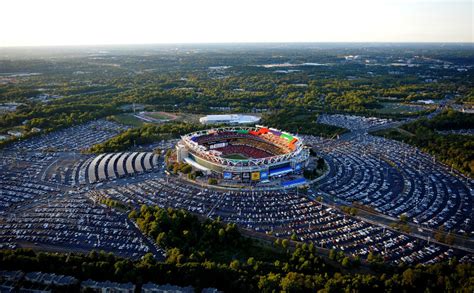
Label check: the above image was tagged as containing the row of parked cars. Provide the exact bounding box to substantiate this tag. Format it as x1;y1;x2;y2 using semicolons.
312;134;472;236
94;176;469;265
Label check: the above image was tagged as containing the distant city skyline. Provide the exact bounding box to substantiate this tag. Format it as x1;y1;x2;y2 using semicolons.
1;0;472;47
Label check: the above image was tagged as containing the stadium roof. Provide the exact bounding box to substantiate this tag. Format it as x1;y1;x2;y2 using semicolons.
199;114;260;125
184;157;211;172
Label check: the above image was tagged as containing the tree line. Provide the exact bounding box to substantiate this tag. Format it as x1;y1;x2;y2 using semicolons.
89;122;206;153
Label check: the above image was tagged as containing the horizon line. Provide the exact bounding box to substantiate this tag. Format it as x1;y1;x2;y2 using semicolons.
1;41;473;49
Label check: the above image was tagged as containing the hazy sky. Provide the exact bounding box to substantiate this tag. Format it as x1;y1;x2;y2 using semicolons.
1;0;472;46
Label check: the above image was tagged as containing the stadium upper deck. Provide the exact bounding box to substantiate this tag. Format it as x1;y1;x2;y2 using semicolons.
176;126;310;182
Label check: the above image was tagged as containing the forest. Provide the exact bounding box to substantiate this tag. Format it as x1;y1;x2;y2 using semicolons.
261;108;347;138
1;45;472;148
88;122;206;153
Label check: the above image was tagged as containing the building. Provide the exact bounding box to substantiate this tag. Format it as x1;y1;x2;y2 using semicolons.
7;130;23;137
141;282;194;293
81;280;135;293
199;114;260;125
176;126;309;186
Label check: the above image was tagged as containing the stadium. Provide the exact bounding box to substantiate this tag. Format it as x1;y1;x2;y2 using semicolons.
175;126;310;187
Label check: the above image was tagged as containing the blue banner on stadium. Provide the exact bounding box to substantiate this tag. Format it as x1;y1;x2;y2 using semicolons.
260;171;269;180
223;172;232;179
295;163;302;171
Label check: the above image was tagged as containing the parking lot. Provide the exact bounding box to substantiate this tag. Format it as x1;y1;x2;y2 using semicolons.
5;120;130;152
313;114;472;236
0;192;163;259
0;116;472;265
93;176;470;265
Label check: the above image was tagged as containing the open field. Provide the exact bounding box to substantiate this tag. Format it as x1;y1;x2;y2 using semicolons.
375;102;433;114
110;112;186;127
109;114;145;127
132;111;201;124
145;112;178;120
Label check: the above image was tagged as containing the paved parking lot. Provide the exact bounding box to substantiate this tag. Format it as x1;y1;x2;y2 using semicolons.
0;192;163;259
313;115;473;236
5;120;130;152
94;177;470;265
0;116;472;265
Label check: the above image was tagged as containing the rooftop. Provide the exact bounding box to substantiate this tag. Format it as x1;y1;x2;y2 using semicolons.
199;114;260;124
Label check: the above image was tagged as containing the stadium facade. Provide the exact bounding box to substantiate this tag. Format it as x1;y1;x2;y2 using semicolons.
199;114;260;125
176;126;309;183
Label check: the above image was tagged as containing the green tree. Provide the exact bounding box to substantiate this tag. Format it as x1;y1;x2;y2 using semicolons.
341;257;351;268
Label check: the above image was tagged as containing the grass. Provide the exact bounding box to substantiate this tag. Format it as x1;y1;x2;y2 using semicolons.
375;102;431;114
146;112;171;120
223;153;249;160
370;128;414;141
110;114;144;127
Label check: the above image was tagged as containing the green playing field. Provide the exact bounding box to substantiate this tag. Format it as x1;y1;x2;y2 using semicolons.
223;153;249;160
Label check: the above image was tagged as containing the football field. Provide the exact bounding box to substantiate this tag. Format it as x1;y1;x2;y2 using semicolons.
223;153;248;160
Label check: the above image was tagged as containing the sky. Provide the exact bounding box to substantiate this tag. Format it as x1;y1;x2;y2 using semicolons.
1;0;472;47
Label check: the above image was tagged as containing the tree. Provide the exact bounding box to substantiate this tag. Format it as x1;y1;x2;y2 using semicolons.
350;207;357;216
247;257;255;266
156;232;166;246
258;273;281;292
128;210;137;219
208;178;218;185
181;164;192;174
399;214;409;223
280;272;306;292
445;232;455;245
218;228;225;239
341;257;351;268
274;239;281;247
229;259;240;270
166;248;184;264
402;268;416;287
434;227;445;242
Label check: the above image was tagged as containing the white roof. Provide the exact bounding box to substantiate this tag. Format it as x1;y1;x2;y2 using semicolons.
184;157;210;172
199;114;260;124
